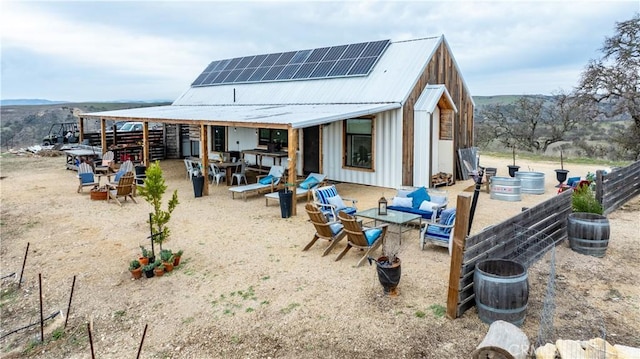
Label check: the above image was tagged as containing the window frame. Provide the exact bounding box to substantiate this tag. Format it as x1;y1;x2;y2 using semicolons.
258;128;288;148
343;116;375;172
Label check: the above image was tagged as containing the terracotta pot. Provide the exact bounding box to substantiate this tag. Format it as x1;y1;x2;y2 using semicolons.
138;257;149;266
154;268;165;277
130;267;142;279
163;262;174;272
173;256;181;267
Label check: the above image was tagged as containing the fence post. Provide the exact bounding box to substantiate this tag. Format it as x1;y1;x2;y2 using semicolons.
595;170;604;206
447;193;472;319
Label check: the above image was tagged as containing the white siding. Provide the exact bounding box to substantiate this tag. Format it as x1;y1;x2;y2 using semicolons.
322;108;403;188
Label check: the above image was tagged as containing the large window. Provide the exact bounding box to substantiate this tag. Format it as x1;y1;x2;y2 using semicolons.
344;118;373;169
258;129;288;148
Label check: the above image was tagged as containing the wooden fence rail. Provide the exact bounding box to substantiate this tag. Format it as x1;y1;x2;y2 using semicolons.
447;190;573;319
596;160;640;215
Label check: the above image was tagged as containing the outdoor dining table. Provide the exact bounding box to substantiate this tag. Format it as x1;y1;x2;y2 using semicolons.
209;161;241;186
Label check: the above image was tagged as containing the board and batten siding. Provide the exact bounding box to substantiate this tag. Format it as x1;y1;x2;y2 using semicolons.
322;108;403;188
402;40;474;185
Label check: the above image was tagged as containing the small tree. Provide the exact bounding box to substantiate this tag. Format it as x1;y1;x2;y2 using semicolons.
137;161;179;252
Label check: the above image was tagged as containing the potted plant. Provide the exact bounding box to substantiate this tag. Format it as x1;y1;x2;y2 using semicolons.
129;259;142;279
554;149;569;187
143;263;155;278
153;260;165;277
138;246;151;266
369;239;402;296
137;161;180;253
160;249;174;272
567;185;609;258
507;145;519;177
173;250;184;267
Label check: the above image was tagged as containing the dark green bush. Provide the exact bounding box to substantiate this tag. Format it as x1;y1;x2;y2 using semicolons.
571;185;603;214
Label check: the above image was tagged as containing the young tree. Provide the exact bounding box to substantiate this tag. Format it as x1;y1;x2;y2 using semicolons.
575;14;640;160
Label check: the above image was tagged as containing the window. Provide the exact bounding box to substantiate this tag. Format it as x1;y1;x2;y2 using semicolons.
344;118;373;169
258;129;288;148
211;126;225;152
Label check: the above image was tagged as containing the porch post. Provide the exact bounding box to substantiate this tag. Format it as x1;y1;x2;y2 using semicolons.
200;124;209;196
100;118;107;154
142;122;150;166
288;127;298;216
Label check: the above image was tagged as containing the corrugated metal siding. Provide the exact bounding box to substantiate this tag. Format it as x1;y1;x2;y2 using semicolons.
173;37;442;106
322;108;403;189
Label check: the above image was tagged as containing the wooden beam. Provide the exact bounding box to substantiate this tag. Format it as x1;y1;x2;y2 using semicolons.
78;117;85;143
142;122;150;166
200;124;209;196
288;128;298;216
446;192;472;319
100;118;107;154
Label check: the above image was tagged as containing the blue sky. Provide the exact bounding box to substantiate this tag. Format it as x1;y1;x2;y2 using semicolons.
1;1;638;102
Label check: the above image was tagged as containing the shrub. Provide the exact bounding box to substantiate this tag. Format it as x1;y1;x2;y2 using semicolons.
571;184;603;214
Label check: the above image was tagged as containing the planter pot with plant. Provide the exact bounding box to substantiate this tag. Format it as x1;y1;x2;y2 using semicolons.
160;249;174;272
153;260;165;277
138;246;151;266
368;238;402;296
129;259;142;279
173;250;184;267
137;161;180;255
143;263;155;278
568;185;610;257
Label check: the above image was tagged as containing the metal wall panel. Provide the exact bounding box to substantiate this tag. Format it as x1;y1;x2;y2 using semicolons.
322;108;403;189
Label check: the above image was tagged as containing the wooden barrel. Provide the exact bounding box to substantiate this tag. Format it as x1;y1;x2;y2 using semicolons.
567;213;610;258
474;259;529;326
515;171;545;194
490;177;522;202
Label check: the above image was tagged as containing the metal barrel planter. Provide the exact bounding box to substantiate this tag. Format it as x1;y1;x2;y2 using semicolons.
474;259;529;326
515;171;545;194
567;212;610;258
490;177;522;202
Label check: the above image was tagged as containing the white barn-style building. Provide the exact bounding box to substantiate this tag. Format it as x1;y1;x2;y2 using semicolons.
80;35;474;198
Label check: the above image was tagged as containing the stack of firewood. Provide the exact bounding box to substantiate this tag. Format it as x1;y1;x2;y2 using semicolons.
431;172;453;186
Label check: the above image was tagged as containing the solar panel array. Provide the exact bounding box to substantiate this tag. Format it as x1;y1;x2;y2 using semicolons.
191;39;390;87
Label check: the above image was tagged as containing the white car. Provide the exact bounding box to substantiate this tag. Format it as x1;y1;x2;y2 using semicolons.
119;122;144;132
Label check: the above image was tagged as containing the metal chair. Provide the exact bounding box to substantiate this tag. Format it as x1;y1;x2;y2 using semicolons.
231;161;248;186
208;163;226;185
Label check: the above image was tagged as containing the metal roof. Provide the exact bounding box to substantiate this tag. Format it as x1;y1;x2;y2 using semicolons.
83;36;463;127
82;103;401;129
414;85;458;113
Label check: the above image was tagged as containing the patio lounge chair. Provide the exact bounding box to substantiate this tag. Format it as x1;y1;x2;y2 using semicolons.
107;172;137;206
229;166;284;200
312;184;357;221
303;203;346;256
77;162;99;193
419;208;456;254
336;211;387;267
264;172;326;206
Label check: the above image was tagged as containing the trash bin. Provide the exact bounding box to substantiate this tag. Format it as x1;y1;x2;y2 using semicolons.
278;189;293;218
192;175;204;198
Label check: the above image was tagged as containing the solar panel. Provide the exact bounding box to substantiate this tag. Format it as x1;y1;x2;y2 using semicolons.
191;39;390;87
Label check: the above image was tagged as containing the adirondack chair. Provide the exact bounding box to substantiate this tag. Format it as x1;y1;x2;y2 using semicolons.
95;151;114;174
77;162;99;193
107;160;133;185
107;172;137;206
303;203;346;256
336;211;387;267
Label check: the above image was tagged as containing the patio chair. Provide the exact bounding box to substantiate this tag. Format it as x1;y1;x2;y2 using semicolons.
208;163;226;185
107;160;133;185
264;172;326;206
419;208;456;255
77;162;99;193
95;151;114;174
303;203;346;256
229;166;285;200
336;211;387;267
231;161;248;186
107;172;137;206
312;184;357;221
184;159;200;180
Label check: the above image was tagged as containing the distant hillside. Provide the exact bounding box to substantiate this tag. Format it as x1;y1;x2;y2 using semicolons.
0;99;69;106
472;95;553;107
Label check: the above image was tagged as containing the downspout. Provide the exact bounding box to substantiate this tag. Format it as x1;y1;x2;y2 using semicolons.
428;111;434;188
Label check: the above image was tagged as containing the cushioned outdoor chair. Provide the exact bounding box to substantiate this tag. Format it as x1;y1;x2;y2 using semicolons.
77;162;99;193
303;203;346;256
419;208;456;255
229;165;285;200
312;184;357;221
107;160;133;185
107;172;137;206
336;211;387;267
265;172;326;206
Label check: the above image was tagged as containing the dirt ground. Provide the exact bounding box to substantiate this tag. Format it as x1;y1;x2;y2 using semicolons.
0;153;638;358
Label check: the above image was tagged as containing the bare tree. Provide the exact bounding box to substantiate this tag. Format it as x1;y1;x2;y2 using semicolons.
575;14;640;160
